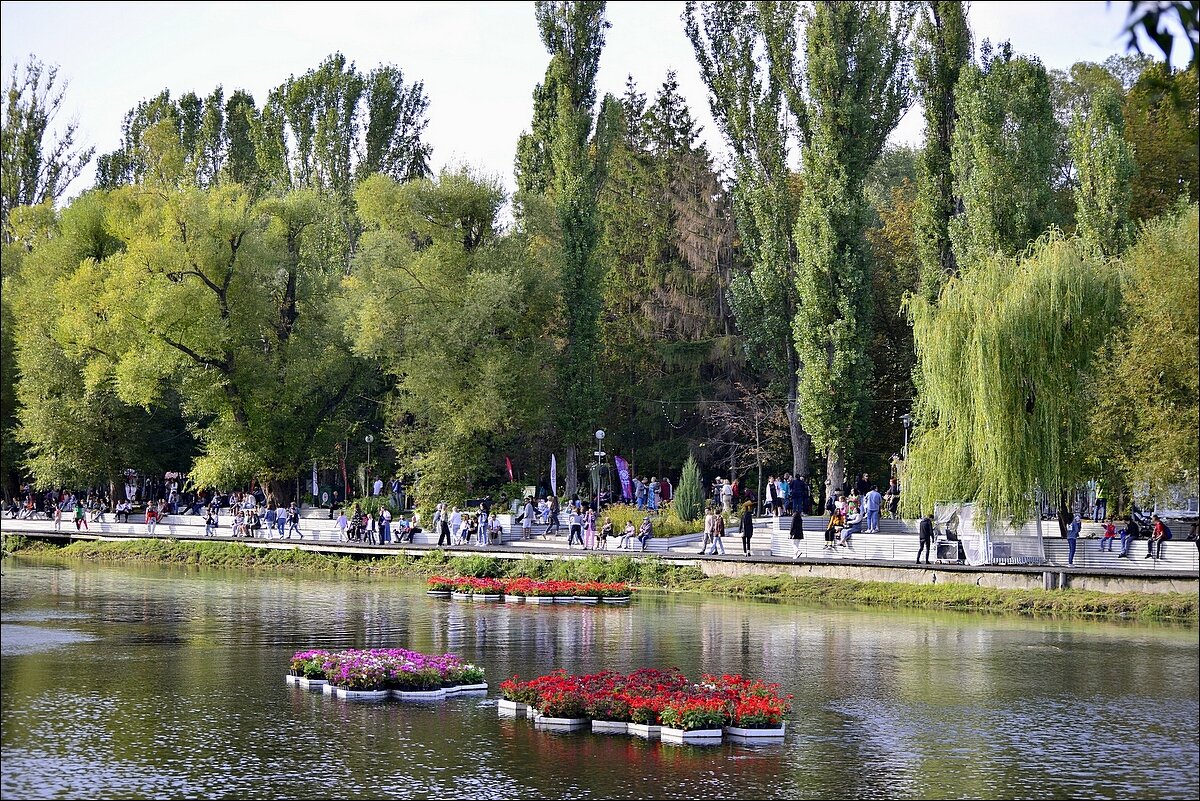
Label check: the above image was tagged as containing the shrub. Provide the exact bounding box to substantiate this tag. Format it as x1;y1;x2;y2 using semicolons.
674;456;704;522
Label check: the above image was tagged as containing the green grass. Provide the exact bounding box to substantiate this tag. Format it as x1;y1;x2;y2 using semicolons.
5;535;1195;621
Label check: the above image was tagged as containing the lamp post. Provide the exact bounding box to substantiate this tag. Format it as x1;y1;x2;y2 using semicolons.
364;434;374;495
594;429;605;514
901;414;911;460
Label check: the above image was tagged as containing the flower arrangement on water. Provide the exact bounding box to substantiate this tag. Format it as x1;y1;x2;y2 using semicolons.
293;648;482;691
428;576;633;598
659;697;729;731
500;668;790;730
289;649;331;679
426;576;457;592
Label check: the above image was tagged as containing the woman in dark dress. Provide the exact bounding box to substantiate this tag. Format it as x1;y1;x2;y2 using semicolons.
740;502;755;556
789;508;804;560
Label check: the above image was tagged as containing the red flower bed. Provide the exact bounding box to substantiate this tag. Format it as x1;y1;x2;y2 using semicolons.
427;576;633;598
499;668;791;730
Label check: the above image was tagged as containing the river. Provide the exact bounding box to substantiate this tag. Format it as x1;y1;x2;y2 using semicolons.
1;558;1197;799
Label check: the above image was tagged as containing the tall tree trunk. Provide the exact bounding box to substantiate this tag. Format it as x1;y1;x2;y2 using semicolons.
825;447;846;508
786;366;810;478
268;479;293;507
565;444;578;500
755;411;764;515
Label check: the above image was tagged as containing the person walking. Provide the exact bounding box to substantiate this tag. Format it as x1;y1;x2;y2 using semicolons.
789;506;804;560
709;512;726;555
437;512;452;547
739;501;754;556
917;513;933;564
286;503;303;539
543;497;560;539
275;502;287;538
264;504;277;537
584;508;596;550
1067;513;1080;566
334;509;349;541
145;503;159;536
567;508;584;548
204;507;217;537
721;480;733;517
53;500;63;533
864;486;883;533
699;506;715;554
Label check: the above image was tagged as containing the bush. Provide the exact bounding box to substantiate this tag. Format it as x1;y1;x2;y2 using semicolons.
674;456;704;522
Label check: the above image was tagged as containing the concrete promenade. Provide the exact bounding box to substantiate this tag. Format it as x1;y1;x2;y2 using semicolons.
3;510;1196;597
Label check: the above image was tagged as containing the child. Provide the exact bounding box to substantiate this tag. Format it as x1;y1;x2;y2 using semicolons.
1100;519;1116;552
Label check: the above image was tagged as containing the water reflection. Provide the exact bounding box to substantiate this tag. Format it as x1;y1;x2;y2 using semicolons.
1;558;1197;800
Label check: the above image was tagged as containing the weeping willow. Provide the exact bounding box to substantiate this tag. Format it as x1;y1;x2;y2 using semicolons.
902;231;1121;522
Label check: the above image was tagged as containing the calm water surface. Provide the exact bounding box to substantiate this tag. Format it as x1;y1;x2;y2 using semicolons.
1;558;1197;799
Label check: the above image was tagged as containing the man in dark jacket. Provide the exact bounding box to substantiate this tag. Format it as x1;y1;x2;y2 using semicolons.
917;513;934;564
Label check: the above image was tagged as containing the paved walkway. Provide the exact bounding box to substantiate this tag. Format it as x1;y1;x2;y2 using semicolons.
3;512;1196;580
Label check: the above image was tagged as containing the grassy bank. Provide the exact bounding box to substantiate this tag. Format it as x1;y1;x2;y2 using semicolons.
4;536;1196;621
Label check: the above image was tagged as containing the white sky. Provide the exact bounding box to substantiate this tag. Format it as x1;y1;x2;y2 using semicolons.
1;1;1189;200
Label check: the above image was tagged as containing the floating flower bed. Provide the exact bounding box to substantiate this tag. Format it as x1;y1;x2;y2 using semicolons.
497;669;791;746
427;576;634;604
286;647;485;703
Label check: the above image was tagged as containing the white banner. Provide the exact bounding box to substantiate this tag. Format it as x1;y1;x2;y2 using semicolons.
550;454;557;497
312;461;319;498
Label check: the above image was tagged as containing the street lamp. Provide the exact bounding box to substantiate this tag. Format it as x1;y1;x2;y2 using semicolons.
901;414;912;460
594;430;605;513
365;434;374;493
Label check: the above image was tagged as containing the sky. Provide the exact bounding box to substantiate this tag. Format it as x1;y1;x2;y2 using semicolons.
1;1;1190;200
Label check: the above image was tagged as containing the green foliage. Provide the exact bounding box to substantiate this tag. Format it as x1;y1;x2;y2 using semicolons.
950;43;1059;268
674;455;704;522
904;232;1122;522
912;1;972;297
1070;87;1136;255
345;170;554;514
1088;204;1199;501
685;0;808;476
789;1;914;492
1;56;94;233
1123;62;1199;223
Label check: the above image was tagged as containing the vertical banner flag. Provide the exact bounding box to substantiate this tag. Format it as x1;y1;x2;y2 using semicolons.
614;455;633;502
505;456;514;482
550;454;558;497
312;462;319;498
340;456;349;498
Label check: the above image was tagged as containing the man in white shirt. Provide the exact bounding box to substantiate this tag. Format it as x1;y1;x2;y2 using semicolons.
372;476;384;496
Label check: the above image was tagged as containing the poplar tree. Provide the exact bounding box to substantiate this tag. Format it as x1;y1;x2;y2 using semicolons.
949;42;1058;268
684;0;811;479
1069;86;1135;256
765;0;915;498
528;1;614;498
912;1;971;298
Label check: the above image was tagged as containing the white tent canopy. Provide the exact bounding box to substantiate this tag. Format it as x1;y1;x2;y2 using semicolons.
934;503;1047;566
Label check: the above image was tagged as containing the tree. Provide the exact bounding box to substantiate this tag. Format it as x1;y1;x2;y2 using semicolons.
903;233;1121;522
1088;204;1198;506
17;184;368;502
1;56;94;237
529;1;614;499
949;42;1058;268
674;454;705;521
1123;61;1199;223
912;0;971;298
769;0;915;500
9;191;195;494
684;0;811;479
596;73;741;474
1069;86;1136;255
345;171;554;510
